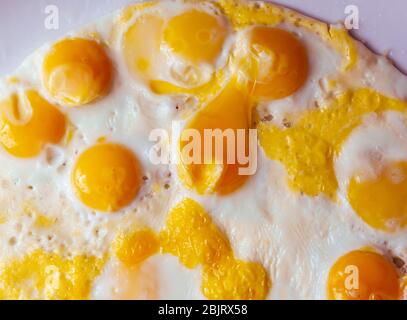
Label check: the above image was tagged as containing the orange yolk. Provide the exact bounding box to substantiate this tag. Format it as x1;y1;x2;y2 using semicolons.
43;38;113;106
243;27;308;100
72;143;142;212
348;161;407;232
163;10;227;64
178;79;252;195
327;250;400;300
0;90;66;158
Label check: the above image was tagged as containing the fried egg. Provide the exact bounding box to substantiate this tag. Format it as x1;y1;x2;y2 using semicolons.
0;0;406;300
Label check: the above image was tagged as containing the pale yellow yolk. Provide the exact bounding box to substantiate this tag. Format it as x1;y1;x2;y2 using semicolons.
0;90;66;158
72;143;142;212
258;89;407;199
114;228;159;267
0;249;105;300
178;79;252;195
348;161;407;232
243;27;308;100
43;38;113;106
327;250;400;300
160;198;270;300
163;10;227;64
123;14;164;79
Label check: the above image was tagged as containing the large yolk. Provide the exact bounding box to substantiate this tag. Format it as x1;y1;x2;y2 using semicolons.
72;143;142;212
159;198;270;300
243;27;308;100
0;90;66;158
114;228;159;267
163;10;227;64
43;38;113;106
327;249;400;300
178;79;252;195
348;161;407;232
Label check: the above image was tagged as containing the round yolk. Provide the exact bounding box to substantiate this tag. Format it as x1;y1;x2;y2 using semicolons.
163;10;227;64
43;38;113;106
244;27;308;100
327;250;400;300
72;143;142;212
0;90;66;158
348;161;407;232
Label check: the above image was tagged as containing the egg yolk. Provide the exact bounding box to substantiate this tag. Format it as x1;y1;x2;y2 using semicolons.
348;161;407;232
43;38;113;106
327;250;400;300
243;27;308;100
258;88;407;199
72;143;142;212
0;249;105;300
163;10;227;64
114;228;159;267
160;198;270;300
0;90;66;158
178;79;252;195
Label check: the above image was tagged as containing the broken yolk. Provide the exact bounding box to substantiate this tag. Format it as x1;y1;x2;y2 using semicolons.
178;79;252;195
0;249;105;300
72;143;142;212
258;88;407;199
348;161;407;232
243;27;308;100
160;198;270;300
114;228;159;267
43;38;113;106
163;10;227;64
327;249;400;300
0;90;66;158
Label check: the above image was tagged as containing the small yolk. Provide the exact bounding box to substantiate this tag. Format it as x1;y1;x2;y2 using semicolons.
243;27;308;100
114;228;159;267
348;161;407;232
327;249;400;300
0;90;66;158
178;79;252;195
43;38;113;106
72;143;142;212
163;10;227;64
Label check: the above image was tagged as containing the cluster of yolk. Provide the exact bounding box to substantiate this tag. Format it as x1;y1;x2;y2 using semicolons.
43;38;113;107
71;143;142;212
0;90;66;158
159;198;270;300
327;249;400;300
348;161;407;232
258;88;407;200
0;249;105;300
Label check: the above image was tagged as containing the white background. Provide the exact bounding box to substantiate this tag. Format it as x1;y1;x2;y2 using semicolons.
0;0;406;76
